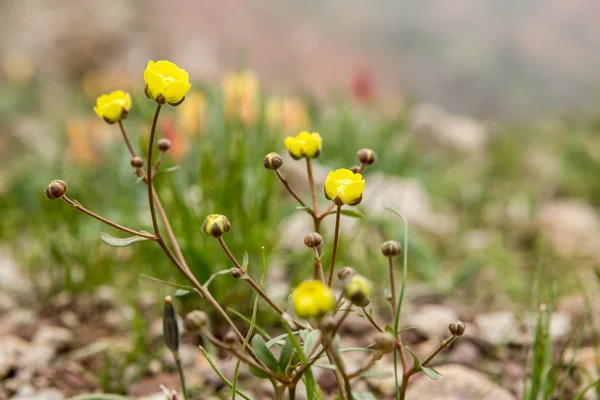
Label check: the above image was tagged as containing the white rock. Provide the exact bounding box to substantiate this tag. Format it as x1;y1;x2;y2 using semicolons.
10;388;65;400
33;325;74;349
407;305;458;337
407;364;516;400
537;200;600;259
19;344;55;369
412;102;489;154
475;311;519;345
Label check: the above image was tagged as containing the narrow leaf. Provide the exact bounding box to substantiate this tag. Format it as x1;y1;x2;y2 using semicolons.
100;232;150;247
360;369;393;379
242;250;249;272
278;338;295;372
303;330;321;359
174;289;190;297
252;335;279;372
422;366;442;380
199;347;254;400
202;268;234;288
314;363;337;370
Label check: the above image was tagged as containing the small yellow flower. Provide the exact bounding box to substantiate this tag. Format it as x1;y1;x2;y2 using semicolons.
284;131;322;159
343;275;373;307
324;168;365;206
144;60;191;105
291;280;335;319
93;90;132;124
176;91;206;136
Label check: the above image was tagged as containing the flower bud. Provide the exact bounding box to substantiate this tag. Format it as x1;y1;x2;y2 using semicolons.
304;232;323;249
350;165;361;174
357;148;376;165
337;266;356;282
231;268;245;279
130;156;144;168
45;180;67;200
448;321;466;337
157;138;171;152
381;240;402;257
371;350;383;361
224;331;237;347
183;310;208;332
263;152;284;170
373;331;396;354
343;275;373;307
202;214;231;238
163;296;180;353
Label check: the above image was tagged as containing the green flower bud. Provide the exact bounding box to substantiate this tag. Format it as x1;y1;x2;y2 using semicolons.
357;148;376;165
263;152;284;170
183;310;208;332
45;180;67;200
343;275;373;307
163;296;179;353
304;232;323;249
381;240;402;257
202;214;231;238
449;321;466;337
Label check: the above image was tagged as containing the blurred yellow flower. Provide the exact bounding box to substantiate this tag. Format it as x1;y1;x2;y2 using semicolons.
324;168;365;206
66;118;98;166
222;70;259;125
266;96;308;133
284;131;322;159
93;90;131;124
144;60;191;105
343;275;373;306
176;91;206;136
292;280;335;319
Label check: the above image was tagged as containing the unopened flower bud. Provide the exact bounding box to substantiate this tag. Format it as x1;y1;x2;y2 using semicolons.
202;214;231;238
357;148;376;165
163;296;180;352
263;152;284;170
343;275;373;307
130;156;144;168
304;232;323;249
231;268;245;279
374;331;396;354
183;310;208;332
157;138;171;152
45;180;67;200
224;331;237;347
381;240;402;257
337;266;356;282
371;350;383;361
350;165;361;174
448;321;466;337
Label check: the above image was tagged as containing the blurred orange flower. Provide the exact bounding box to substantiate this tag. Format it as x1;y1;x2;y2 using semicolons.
222;70;259;125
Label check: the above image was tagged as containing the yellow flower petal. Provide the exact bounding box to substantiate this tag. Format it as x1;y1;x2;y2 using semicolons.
154;60;188;82
324;168;365;205
102;102;124;123
164;80;191;104
145;68;167;100
93;106;103;120
292;280;334;319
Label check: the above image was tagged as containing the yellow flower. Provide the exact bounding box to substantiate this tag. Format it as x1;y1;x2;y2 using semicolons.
343;275;373;307
324;168;365;206
222;70;259;125
144;60;191;105
292;280;335;319
176;91;206;136
284;131;322;159
93;90;132;124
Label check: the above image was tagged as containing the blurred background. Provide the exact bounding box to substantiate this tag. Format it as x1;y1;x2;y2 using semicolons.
2;1;600;398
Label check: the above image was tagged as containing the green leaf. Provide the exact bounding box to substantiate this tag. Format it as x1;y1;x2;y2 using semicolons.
227;308;271;339
70;396;131;400
327;209;366;219
303;330;321;359
405;347;422;372
385;325;394;334
139;274;196;292
278;338;294;372
242;250;249;272
353;392;378;400
266;333;290;348
202;268;234;288
422;366;442;380
314;363;337;370
174;289;190;297
100;232;150;247
251;335;279;372
248;365;271;378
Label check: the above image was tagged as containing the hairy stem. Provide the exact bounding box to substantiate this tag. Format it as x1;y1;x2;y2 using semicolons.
275;170;306;207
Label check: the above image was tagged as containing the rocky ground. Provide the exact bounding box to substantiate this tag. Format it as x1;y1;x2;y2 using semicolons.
1;244;598;400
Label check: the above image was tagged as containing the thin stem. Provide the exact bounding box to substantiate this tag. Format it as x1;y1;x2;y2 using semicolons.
317;203;335;220
152;151;166;179
361;307;383;333
173;352;189;400
217;237;286;316
327;205;342;287
388;256;398;321
118;120;138;157
61;196;156;239
306;158;319;215
322;335;353;399
147;104;162;237
313;248;325;282
274;170;306;207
